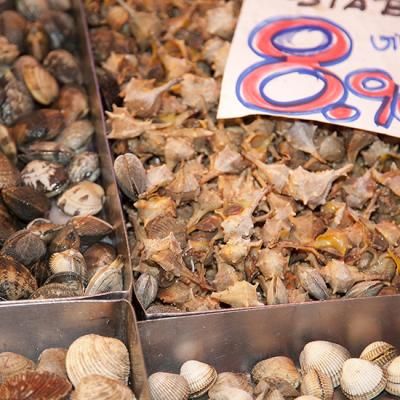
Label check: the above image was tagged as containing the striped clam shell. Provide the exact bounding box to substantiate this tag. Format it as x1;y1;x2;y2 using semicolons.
340;358;386;400
180;360;217;398
386;356;400;395
300;369;333;400
300;341;350;387
148;372;190;400
359;341;397;367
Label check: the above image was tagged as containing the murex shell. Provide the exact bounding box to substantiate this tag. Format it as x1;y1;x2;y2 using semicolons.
0;352;35;383
386;356;400;395
66;334;130;387
148;372;190;400
299;341;350;388
359;341;398;367
300;369;333;400
180;360;217;397
340;358;386;400
71;374;136;400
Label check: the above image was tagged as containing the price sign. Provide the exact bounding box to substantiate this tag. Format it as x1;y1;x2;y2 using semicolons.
218;0;400;137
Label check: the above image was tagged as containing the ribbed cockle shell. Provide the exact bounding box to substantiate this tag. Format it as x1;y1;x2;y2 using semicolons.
359;341;397;367
300;369;333;400
180;360;217;397
386;356;400;395
148;372;190;400
0;352;35;383
37;348;67;379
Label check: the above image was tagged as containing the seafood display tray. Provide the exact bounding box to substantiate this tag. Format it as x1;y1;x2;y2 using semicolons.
138;295;400;398
0;299;150;399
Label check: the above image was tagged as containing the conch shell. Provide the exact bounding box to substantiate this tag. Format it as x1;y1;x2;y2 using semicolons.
211;280;263;308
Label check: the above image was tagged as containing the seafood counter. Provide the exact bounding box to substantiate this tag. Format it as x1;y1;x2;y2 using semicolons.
0;0;131;301
84;0;400;316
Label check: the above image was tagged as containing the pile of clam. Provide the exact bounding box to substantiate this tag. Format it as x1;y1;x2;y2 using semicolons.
0;333;136;399
85;0;400;313
0;1;124;300
149;340;400;400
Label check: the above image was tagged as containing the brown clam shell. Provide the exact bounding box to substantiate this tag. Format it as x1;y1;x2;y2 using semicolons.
71;215;113;244
30;282;83;299
37;348;68;379
49;223;80;254
0;352;35;383
0;370;72;400
0;255;38;300
43;49;82;84
83;243;116;280
0;153;21;189
0;203;17;245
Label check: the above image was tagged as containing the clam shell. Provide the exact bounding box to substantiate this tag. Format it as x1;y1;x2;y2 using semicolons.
56;119;94;151
0;352;35;383
300;369;333;400
66;334;130;387
300;341;350;387
180;360;217;397
49;249;87;279
340;358;386;400
0;153;21;189
20;141;73;165
266;390;285;400
85;255;123;295
135;273;158;309
148;372;190;400
359;341;397;367
57;181;105;216
295;397;321;400
0;370;72;400
71;374;135;400
386;356;400;395
83;243;116;281
71;215;113;244
209;387;253;400
0;255;38;300
37;348;68;379
68;151;100;183
208;372;253;397
252;356;300;388
30;282;83;299
49;223;80;254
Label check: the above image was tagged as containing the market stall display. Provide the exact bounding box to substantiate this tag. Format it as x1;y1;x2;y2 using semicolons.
0;0;132;301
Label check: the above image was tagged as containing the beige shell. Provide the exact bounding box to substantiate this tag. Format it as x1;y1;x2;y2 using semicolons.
210;387;253;400
208;372;253;398
295;397;321;400
386;356;400;395
37;348;68;379
85;255;123;295
49;249;87;280
66;334;130;388
252;356;300;388
71;374;136;400
265;389;285;400
299;341;350;387
57;181;105;216
180;360;217;397
359;341;398;367
300;369;333;400
148;372;190;400
0;352;35;383
340;358;386;400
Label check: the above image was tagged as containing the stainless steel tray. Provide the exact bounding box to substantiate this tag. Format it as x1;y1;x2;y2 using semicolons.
0;299;150;399
138;295;400;398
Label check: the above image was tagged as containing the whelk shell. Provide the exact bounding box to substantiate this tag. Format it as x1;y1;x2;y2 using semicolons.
299;340;350;387
359;341;397;367
66;334;130;387
0;352;35;383
0;370;72;400
71;374;136;400
180;360;217;397
148;372;190;400
340;358;386;400
252;356;300;388
386;356;400;395
300;369;333;400
37;348;68;379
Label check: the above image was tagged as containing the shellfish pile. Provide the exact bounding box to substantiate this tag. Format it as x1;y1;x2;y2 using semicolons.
0;1;124;300
148;339;400;400
85;0;400;313
0;333;136;399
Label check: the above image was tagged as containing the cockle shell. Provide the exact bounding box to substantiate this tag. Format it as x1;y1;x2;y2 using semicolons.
210;387;253;400
149;372;190;400
299;341;350;387
57;181;105;216
0;352;35;383
180;360;217;397
386;356;400;395
85;255;123;295
37;348;68;379
49;249;87;280
66;334;130;388
208;372;253;398
340;358;386;400
0;371;72;400
252;356;300;388
300;369;334;400
359;341;397;367
71;374;136;400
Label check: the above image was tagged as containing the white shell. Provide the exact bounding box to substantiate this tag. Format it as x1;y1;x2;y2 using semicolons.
300;369;333;400
57;181;104;216
66;334;130;388
49;249;87;280
359;341;397;367
180;360;217;397
148;372;190;400
340;358;386;400
386;356;400;395
300;341;350;387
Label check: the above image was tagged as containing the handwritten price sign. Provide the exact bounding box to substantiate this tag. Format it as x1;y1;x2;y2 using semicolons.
218;0;400;137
